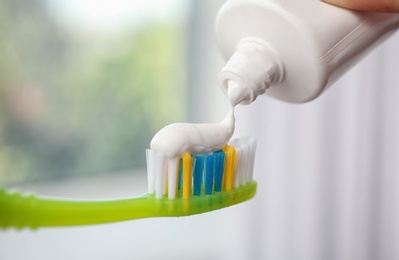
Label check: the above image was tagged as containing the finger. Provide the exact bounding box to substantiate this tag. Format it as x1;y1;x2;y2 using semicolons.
321;0;399;12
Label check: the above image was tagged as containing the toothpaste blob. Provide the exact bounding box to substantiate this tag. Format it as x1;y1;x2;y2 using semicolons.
150;109;235;158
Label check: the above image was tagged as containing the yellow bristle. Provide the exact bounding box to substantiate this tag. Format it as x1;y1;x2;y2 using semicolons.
182;152;192;199
223;145;236;191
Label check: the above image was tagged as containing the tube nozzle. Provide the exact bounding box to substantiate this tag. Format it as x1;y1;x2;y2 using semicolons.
227;80;249;106
219;37;283;106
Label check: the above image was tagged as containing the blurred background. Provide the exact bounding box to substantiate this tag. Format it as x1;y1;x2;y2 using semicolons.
0;0;189;183
1;1;399;259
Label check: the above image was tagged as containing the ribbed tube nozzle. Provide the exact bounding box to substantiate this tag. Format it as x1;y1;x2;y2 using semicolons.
219;37;283;106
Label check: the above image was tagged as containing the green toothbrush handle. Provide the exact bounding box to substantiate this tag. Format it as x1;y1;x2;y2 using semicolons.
0;188;163;229
0;182;256;229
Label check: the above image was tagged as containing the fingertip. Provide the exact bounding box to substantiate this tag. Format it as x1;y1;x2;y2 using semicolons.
321;0;399;12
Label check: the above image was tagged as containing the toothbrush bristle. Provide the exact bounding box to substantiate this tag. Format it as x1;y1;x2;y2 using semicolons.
213;151;225;193
193;155;204;196
146;136;257;200
204;154;214;195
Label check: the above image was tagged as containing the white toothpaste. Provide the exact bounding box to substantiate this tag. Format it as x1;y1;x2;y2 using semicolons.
150;109;235;158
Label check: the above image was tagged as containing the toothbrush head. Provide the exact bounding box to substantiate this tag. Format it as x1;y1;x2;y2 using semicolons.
145;136;257;216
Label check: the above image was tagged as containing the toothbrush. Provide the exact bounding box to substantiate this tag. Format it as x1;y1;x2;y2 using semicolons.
0;136;257;229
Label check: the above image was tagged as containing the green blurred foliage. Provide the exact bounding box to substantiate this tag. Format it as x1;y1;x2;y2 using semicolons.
0;1;186;183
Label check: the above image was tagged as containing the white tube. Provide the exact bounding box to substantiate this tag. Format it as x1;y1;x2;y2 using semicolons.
216;0;399;103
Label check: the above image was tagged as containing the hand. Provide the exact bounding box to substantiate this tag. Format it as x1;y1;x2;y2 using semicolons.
321;0;399;12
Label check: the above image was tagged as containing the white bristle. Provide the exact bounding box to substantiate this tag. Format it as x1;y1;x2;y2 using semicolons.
240;142;249;185
233;149;241;188
229;136;257;185
146;149;155;194
247;136;257;182
155;152;167;199
167;157;179;199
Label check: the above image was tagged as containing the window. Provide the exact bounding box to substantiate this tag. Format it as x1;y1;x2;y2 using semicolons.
0;0;189;184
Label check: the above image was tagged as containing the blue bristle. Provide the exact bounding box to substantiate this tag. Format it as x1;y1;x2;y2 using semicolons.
193;155;204;196
178;158;183;191
205;154;214;195
213;150;225;192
